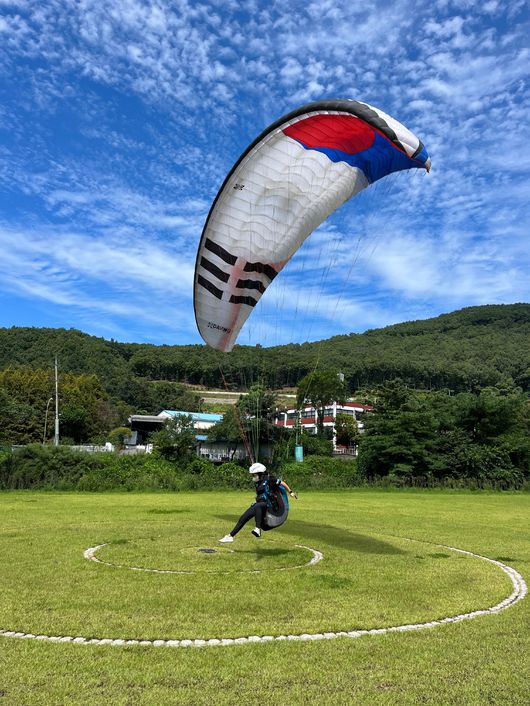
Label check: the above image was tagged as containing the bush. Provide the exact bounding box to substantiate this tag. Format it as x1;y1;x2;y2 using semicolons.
2;445;104;489
216;461;248;488
300;435;333;457
0;444;525;492
77;454;181;491
184;457;215;475
0;446;181;491
0;449;13;487
107;427;131;450
0;446;250;492
279;456;362;489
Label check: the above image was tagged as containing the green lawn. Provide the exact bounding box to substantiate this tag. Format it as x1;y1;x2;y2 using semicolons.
0;489;528;705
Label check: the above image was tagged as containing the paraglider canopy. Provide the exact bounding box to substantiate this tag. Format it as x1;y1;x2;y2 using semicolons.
194;99;430;352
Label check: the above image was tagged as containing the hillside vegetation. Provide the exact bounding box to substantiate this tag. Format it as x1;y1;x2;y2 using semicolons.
1;304;529;487
1;304;529;397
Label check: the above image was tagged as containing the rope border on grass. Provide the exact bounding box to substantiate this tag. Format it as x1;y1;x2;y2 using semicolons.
0;541;526;648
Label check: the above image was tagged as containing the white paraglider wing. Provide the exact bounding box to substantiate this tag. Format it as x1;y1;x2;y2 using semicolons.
194;99;430;352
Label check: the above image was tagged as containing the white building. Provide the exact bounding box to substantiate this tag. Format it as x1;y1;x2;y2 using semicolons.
273;400;373;451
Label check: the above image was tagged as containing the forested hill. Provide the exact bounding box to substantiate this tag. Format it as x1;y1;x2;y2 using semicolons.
0;303;529;396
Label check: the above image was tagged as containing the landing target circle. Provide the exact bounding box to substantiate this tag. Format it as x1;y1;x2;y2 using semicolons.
83;540;324;574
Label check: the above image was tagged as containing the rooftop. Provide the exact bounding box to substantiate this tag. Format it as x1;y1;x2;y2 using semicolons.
160;410;223;423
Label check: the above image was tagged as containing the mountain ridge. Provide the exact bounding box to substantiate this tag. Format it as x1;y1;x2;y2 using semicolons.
1;303;529;394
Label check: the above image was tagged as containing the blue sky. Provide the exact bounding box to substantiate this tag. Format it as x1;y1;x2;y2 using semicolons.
0;0;529;347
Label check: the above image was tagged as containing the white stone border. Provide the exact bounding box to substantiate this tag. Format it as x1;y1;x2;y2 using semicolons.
83;542;323;574
0;541;526;648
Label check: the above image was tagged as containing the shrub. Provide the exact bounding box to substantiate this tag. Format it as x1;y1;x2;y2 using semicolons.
107;427;131;450
77;454;180;491
4;445;104;489
216;461;248;488
0;444;525;492
185;457;215;475
300;435;333;457
0;449;13;488
279;456;362;489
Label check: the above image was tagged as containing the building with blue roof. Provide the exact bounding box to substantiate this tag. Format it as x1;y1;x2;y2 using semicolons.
128;410;223;447
127;409;268;463
160;410;223;426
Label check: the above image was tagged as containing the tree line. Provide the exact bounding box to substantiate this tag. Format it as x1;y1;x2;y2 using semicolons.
147;374;530;488
0;304;529;405
357;379;530;488
1;372;528;488
0;304;528;489
0;367;200;445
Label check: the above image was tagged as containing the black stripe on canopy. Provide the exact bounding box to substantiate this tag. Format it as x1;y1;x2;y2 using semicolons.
205;238;237;266
198;275;223;300
243;262;278;281
236;278;266;294
201;256;230;283
229;294;257;307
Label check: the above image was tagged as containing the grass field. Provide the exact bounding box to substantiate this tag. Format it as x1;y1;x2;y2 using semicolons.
0;489;528;705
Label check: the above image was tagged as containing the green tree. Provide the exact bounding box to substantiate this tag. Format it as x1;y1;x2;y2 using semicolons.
236;383;278;460
357;380;529;486
335;412;361;447
296;369;347;434
60;373;110;442
108;427;132;450
151;414;196;464
150;381;201;412
0;367;54;443
299;431;333;457
237;383;277;421
207;407;245;460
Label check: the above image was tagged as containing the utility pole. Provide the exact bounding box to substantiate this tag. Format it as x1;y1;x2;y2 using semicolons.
54;355;59;446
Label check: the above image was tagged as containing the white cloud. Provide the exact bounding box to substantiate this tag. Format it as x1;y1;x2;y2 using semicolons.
0;0;528;344
0;224;196;332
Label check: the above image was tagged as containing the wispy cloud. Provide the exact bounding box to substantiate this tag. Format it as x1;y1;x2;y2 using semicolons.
0;0;529;345
0;223;197;341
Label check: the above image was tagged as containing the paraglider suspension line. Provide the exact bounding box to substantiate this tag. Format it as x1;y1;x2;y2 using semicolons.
218;364;255;464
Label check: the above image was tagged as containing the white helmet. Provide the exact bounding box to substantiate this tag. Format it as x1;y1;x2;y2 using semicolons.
249;462;267;475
